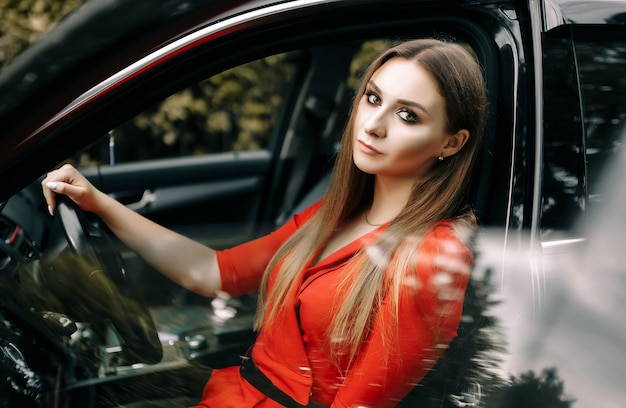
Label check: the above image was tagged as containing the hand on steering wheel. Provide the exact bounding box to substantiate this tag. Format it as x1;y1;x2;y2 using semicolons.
42;163;102;216
41;166;162;364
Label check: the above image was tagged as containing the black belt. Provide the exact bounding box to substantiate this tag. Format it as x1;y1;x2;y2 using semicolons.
240;355;326;408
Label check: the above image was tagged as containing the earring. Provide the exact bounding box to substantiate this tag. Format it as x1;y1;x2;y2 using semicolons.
438;155;444;161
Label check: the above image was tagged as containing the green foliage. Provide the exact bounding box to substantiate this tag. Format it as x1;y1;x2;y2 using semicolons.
0;0;85;68
97;52;299;166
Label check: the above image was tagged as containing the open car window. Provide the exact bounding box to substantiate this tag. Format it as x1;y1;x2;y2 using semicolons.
71;52;301;167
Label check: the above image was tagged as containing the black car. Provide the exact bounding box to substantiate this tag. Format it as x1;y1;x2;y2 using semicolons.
1;0;625;406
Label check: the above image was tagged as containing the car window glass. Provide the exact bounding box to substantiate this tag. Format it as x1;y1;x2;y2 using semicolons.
540;33;626;238
575;40;626;210
540;33;586;238
71;52;300;167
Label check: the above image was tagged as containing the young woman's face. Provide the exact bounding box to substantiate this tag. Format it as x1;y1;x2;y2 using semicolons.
352;57;452;182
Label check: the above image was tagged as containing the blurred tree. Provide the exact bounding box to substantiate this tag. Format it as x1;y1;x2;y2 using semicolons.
0;0;86;68
75;52;301;167
483;367;576;408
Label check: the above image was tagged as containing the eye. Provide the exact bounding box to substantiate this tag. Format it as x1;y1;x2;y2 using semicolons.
398;109;419;123
365;92;381;106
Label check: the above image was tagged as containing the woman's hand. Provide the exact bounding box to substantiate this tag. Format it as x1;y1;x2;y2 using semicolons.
41;164;222;296
41;163;104;216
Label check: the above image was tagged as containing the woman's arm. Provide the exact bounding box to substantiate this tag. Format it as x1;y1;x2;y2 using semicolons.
42;164;221;296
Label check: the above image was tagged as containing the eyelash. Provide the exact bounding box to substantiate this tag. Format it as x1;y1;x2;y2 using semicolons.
364;91;419;124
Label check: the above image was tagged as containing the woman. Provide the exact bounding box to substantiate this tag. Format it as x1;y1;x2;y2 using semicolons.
42;38;487;407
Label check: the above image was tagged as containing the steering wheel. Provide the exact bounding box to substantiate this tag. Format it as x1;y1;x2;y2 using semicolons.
43;196;162;364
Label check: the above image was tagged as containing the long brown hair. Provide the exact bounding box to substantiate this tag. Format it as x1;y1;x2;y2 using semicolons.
255;38;488;367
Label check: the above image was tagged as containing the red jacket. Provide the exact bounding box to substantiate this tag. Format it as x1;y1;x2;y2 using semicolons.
191;202;471;407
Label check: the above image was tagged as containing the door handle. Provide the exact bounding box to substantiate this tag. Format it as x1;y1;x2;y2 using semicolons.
126;189;157;211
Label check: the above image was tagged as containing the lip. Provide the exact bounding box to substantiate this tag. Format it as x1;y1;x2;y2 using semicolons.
357;139;382;155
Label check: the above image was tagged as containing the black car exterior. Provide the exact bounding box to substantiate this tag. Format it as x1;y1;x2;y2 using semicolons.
1;0;625;406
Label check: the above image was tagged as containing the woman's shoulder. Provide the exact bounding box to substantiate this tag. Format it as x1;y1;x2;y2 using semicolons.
427;216;476;248
420;218;475;260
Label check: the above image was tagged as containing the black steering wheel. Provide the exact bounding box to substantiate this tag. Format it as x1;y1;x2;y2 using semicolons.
43;196;162;364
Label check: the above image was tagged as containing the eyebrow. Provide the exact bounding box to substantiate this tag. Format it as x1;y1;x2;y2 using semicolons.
369;81;430;115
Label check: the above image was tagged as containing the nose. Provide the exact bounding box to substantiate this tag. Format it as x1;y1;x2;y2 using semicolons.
363;108;387;138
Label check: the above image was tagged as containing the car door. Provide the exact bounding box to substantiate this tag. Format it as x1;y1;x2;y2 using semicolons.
478;3;626;407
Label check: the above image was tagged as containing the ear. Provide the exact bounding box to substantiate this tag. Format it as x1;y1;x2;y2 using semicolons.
441;129;470;158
